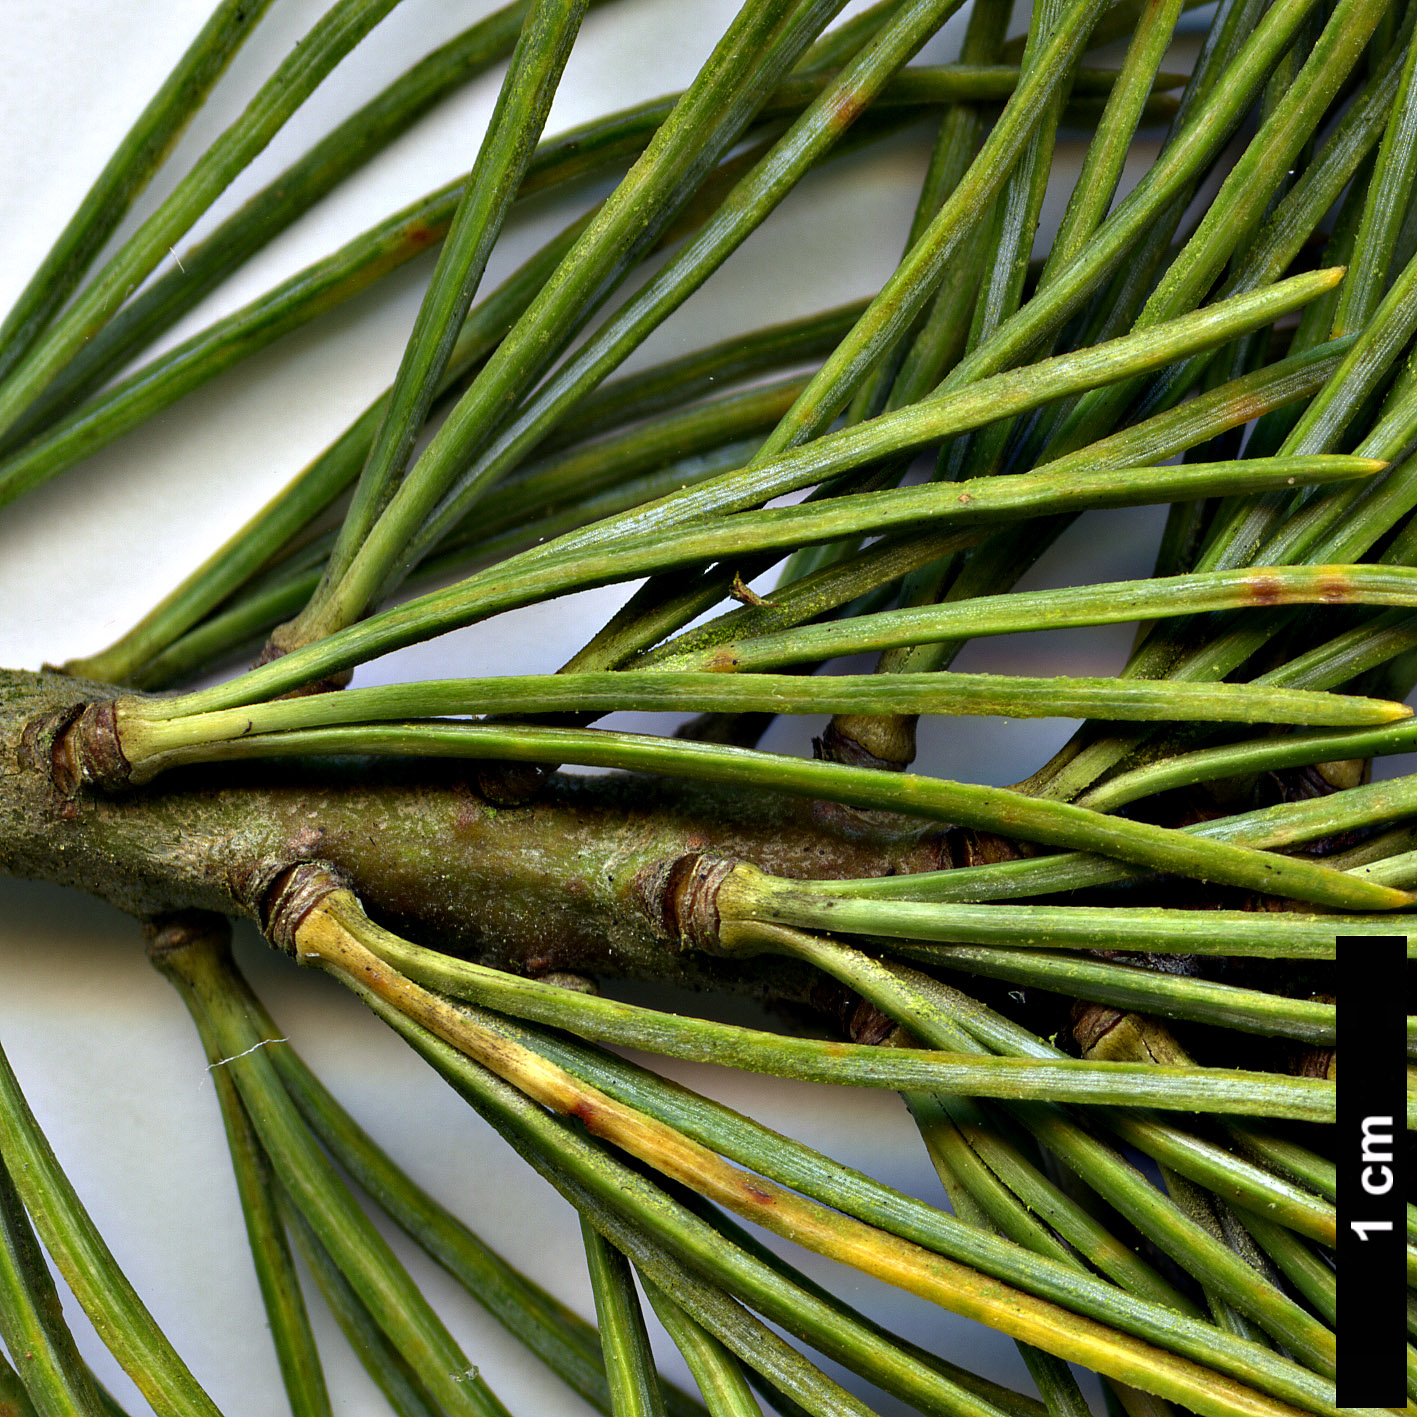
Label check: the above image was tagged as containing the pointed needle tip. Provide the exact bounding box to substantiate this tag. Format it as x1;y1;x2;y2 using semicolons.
1376;885;1416;910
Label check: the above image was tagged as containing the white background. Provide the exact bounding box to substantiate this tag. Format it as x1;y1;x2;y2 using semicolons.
0;2;1192;1412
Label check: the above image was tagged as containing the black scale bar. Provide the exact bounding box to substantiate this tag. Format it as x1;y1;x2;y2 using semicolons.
1336;934;1408;1409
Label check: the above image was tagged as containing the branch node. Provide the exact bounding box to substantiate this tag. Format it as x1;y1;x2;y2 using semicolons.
660;852;740;955
18;701;83;777
1071;1002;1129;1057
847;996;901;1046
815;714;916;772
260;859;350;956
21;699;131;795
253;632;354;696
144;909;232;967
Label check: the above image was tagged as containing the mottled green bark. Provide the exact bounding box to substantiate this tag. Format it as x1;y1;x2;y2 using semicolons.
0;667;940;999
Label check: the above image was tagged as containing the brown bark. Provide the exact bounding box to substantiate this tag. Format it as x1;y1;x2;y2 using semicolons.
0;667;950;999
